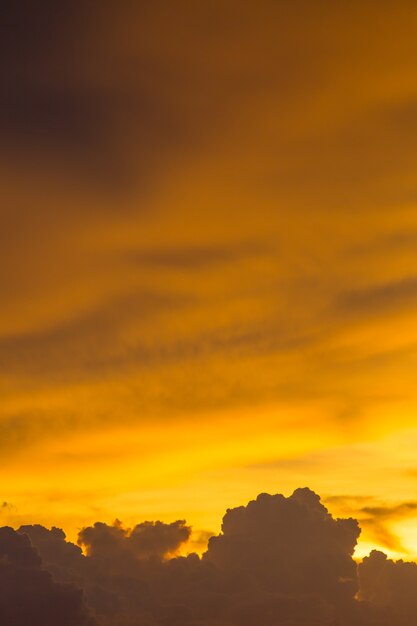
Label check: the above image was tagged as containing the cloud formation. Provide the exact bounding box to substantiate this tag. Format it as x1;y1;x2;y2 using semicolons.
78;519;191;560
5;488;417;625
0;526;95;626
205;488;359;604
359;550;417;624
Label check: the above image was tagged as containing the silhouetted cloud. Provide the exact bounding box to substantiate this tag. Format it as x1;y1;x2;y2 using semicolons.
19;525;84;577
359;550;417;625
78;519;191;560
11;487;410;625
0;526;95;626
205;488;359;605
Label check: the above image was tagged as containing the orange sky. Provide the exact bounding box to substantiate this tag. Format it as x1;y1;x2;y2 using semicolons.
2;2;417;559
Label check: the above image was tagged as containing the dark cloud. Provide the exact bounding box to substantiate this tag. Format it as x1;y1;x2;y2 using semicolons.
0;1;84;83
19;525;85;577
0;526;95;626
78;519;191;561
1;0;303;195
11;488;365;625
128;241;266;271
334;276;417;318
0;1;159;190
359;550;417;625
0;1;120;181
22;519;195;624
7;488;417;624
205;488;359;606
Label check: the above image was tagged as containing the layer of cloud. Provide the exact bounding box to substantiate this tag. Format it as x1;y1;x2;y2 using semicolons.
7;488;417;625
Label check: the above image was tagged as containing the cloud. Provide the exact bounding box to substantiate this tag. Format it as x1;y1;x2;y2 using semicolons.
204;488;360;605
13;488;367;625
19;524;84;576
2;1;295;195
334;277;417;319
359;550;417;624
0;289;193;383
0;1;121;186
78;519;191;561
0;526;95;626
7;487;417;624
0;1;182;191
127;241;265;271
21;519;195;624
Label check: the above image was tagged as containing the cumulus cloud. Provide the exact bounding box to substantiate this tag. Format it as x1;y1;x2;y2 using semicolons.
359;550;417;625
5;488;417;625
0;526;95;626
78;519;191;560
22;519;194;624
19;524;85;582
13;489;361;624
205;488;359;601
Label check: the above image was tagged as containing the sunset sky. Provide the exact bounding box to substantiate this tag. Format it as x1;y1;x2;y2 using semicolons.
3;1;417;562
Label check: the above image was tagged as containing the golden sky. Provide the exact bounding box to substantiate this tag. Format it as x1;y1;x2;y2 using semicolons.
2;1;417;559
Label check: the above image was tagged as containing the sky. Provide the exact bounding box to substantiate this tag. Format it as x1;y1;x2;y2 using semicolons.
3;0;417;565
